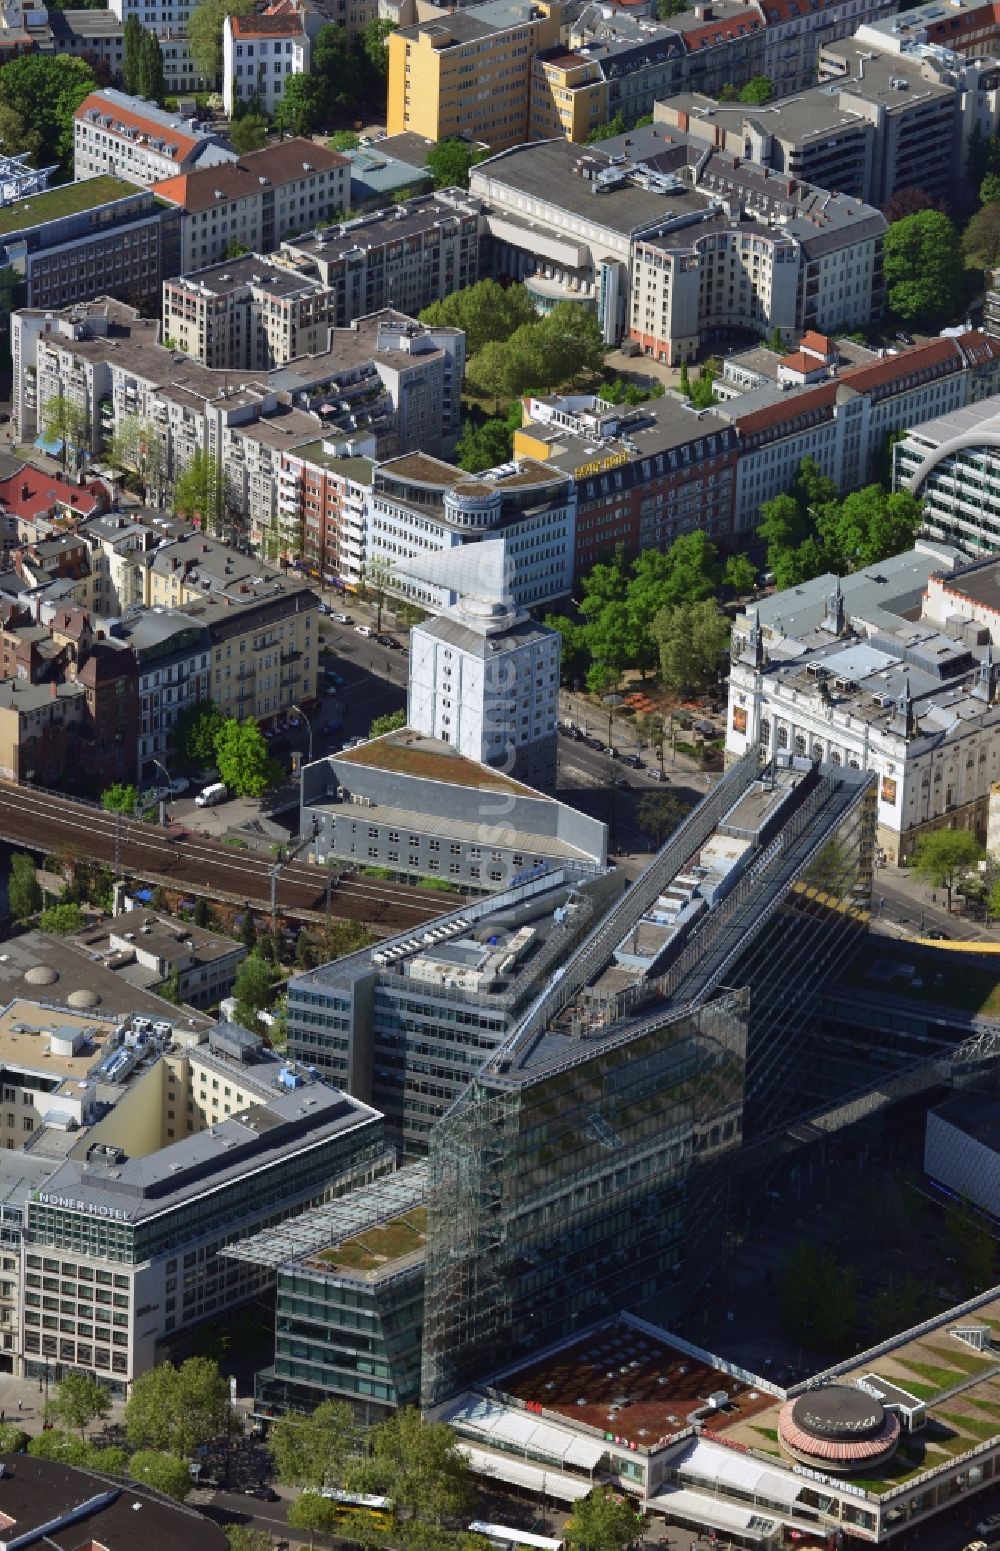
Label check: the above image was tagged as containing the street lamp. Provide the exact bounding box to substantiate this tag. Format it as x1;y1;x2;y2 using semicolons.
290;703;313;765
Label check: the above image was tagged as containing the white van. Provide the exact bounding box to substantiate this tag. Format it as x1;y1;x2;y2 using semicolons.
195;782;227;808
354;624;373;638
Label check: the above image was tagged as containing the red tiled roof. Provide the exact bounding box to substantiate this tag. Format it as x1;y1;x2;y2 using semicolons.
800;329;832;356
0;468;108;523
734;382;837;436
154;138;348;213
74;92;199;161
838;335;959;393
680;7;761;47
230;13;304;35
778;351;826;374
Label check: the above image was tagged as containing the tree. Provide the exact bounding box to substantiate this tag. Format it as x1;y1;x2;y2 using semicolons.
652;599;731;695
270;1398;354;1488
124;1357;230;1457
8;852;41;921
964;201;1000;269
274;72;328;137
345;1408;474;1527
41;395;89;473
425;137;486;190
171;700;224;766
911;828;984;912
288;1493;339;1550
369;709;406;739
357;17;395;84
123;13;144;94
328;129;360;150
881;186;936;224
361;554;395;633
313;23;360;115
138;27;165;102
724;553;757;595
638;791;690;845
172;449;221;531
232;950;277;1032
657;0;687;16
187;0;255;81
91;1444;129;1475
49;1373;110;1439
239;906;257;953
101;783;138;814
193;896;212;927
421;280;537;357
38;901;85;935
0;1422;28;1453
739;75;773;104
454;409;519;473
226;1528;275;1551
884;209;964;324
587;112;627;143
565;1487;643;1551
107;416;164;501
214;717;281;797
0;55;96;175
27;1429;95;1465
689;362;717;409
767;325;784;352
983;172;1000;206
129;1450;192;1501
229;113;267;154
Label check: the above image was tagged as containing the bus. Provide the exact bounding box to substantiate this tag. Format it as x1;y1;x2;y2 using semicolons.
469;1523;565;1551
319;1489;394;1529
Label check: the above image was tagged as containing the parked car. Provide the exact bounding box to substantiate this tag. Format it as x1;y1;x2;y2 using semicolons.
355;624;374;638
318;602;329;614
621;753;642;770
168;776;190;796
195;782;227;808
976;1516;1000;1537
895;329;915;345
329;611;349;623
246;1485;280;1503
647;767;668;781
327;671;345;688
584;736;605;752
568;726;584;741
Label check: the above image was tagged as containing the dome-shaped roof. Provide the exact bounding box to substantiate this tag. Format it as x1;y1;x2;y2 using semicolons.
67;989;100;1009
24;965;58;986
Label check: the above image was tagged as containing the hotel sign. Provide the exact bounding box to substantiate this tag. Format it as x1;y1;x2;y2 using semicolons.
37;1192;131;1222
576;451;629;478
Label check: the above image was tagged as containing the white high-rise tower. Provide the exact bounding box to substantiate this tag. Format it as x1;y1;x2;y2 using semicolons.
401;540;561;789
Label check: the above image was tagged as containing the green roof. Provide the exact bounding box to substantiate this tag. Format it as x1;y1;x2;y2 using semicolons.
0;176;138;237
292;440;375;481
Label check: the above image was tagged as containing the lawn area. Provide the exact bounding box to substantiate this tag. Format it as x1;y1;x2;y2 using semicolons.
314;1210;427;1274
316;1240;380;1271
0;176;135;236
936;1410;1000;1443
923;1344;994;1376
972;1399;1000;1419
359;1219;425;1263
894;1359;969;1391
842;944;1000;1017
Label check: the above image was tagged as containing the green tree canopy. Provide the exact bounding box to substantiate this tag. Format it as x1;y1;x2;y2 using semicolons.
777;1240;857;1355
0;1423;28;1454
652;599;731;695
123;13;144;93
232;950;278;1033
638;791;691;845
214;718;281;797
565;1487;643;1551
586;111;627;143
129;1450;192;1501
38;901;85;935
107;416;164;501
739;74;774;103
287;1494;339;1550
226;1528;275;1551
453;403;522;472
358;17;395;83
49;1373;110;1439
138;28;165;101
124;1357;230;1456
328;129;360;150
425;137;486;189
41;395;89;473
313;23;360;114
420;280;537;357
270;1398;354;1488
274;73;328;137
911;828;984;911
27;1429;95;1465
188;0;254;80
0;55;96;174
369;709;406;739
724;553;757;595
884;209;964;324
229;113;268;154
171;700;225;766
101;783;138;814
982;171;1000;205
657;0;687;16
964;200;1000;269
172;448;222;531
345;1408;474;1526
8;852;41;921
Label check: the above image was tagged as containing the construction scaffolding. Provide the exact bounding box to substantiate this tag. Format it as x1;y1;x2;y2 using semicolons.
0;153;57;207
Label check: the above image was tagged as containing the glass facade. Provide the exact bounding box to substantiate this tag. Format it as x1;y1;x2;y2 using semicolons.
421;994;748;1408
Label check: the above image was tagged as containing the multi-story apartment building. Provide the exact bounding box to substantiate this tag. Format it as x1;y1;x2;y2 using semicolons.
104;0;209;91
74;90;236;187
0;679;88;785
368;452;576;611
22;1020;384;1389
894;394;1000;556
153;140;350;274
514;391;739;575
725;543;1000;863
222;4;311;117
720;330;1000;534
472;129;885;351
388;0;563;150
280;191;485;328
70;907;246;1008
0;176;175;311
278;444;372;583
114;608;211;779
162;254;337;370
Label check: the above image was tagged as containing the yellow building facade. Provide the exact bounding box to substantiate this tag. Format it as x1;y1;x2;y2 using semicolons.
387;0;563;149
528;49;606;140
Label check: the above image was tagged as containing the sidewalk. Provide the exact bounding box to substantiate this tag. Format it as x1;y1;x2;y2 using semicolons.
558;690;716;783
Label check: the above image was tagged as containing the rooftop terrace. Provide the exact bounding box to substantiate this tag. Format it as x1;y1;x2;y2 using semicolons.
0;176;138;237
337;729;537;795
